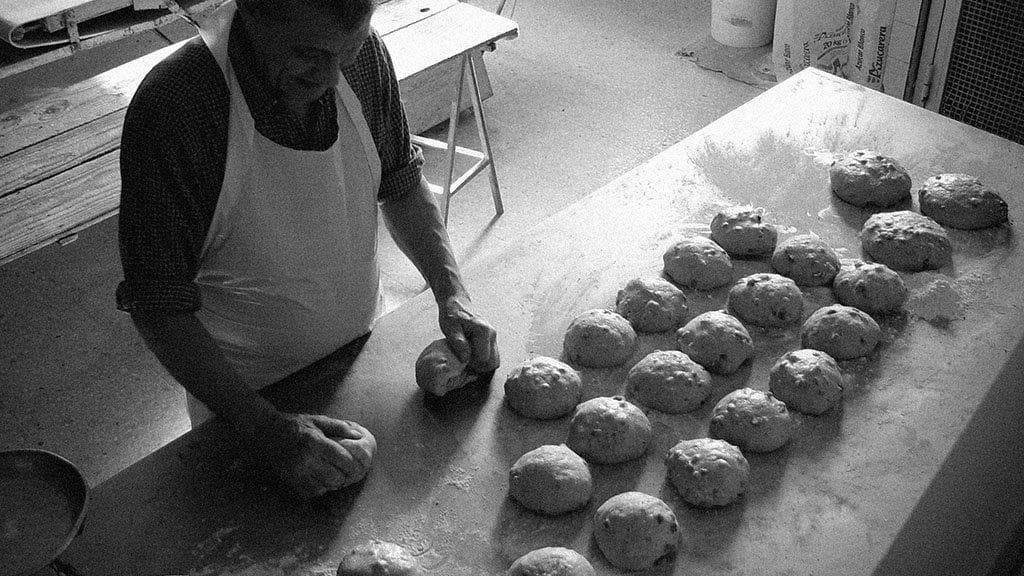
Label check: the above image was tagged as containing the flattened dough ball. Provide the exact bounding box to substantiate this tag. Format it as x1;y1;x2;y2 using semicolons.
615;276;689;333
918;173;1009;230
832;260;908;314
726;273;804;328
801;304;881;360
710;205;779;257
665;438;749;507
860;210;952;272
563;309;637;368
337;540;423;576
415;338;475;396
768;349;843;415
675;311;754;374
771;234;841;286
508;444;593;515
829;150;912;207
709;387;793;453
504;356;582;419
507;547;596;576
626;350;712;414
566;396;652;464
593;492;679;571
662;235;734;290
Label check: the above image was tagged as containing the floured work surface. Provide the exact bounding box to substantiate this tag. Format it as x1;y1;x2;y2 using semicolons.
63;68;1024;575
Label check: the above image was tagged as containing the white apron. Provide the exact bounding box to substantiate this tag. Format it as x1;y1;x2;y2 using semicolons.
187;1;382;424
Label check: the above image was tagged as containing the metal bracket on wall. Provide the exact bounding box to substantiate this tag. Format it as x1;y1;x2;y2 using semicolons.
63;9;82;51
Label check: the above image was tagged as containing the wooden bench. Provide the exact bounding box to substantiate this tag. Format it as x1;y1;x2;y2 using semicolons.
0;0;518;265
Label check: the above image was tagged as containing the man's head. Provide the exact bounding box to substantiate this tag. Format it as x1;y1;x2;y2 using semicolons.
236;0;376;115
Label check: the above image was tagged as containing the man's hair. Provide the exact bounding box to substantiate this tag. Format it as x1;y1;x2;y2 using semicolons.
239;0;375;31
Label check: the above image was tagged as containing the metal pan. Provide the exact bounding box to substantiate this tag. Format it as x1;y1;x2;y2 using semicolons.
0;449;89;576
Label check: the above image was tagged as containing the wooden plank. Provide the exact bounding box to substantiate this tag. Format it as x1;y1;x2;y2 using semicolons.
42;0;133;33
400;50;492;134
372;0;456;36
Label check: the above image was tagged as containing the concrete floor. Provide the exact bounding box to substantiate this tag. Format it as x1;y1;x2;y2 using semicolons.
0;0;762;487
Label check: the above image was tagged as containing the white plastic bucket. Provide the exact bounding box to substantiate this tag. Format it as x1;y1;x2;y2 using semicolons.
710;0;778;48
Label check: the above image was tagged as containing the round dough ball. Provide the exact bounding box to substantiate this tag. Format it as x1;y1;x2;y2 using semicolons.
664;438;749;507
337;540;423;576
593;492;679;571
415;338;475;396
615;276;689;333
710;205;779;257
829;149;912;207
566;396;652;464
626;350;712;414
832;260;908;314
801;304;881;360
662;235;734;290
918;173;1009;230
768;349;843;415
507;547;596;576
509;444;593;515
771;234;841;286
860;210;952;272
675;311;754;374
504;357;583;420
708;388;793;453
563;309;637;368
726;273;805;328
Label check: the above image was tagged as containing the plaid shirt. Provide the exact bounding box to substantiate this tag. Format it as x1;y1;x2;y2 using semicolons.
116;16;423;313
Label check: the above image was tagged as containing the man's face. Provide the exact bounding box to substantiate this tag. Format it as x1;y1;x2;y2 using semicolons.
243;2;372;114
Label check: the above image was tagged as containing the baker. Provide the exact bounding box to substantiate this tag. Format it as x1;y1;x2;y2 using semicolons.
115;0;499;499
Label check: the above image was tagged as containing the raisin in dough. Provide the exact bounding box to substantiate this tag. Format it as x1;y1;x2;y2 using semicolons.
771;234;841;286
675;311;754;374
507;547;596;576
593;492;679;571
615;276;689;333
563;309;637;368
626;350;712;414
801;304;881;360
918;173;1009;230
710;205;779;257
726;273;805;328
768;349;843;415
415;338;476;396
832;260;908;314
664;438;749;507
829;150;912;207
337;540;423;576
662;235;734;290
566;396;652;464
508;444;593;515
504;356;583;420
709;387;793;453
860;210;952;272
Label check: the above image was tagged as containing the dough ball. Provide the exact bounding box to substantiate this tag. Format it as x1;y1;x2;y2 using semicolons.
507;547;596;576
801;304;881;360
832;260;908;314
771;234;841;286
768;349;843;415
337;540;423;576
860;210;952;272
626;350;712;414
708;387;793;453
563;309;637;368
662;235;734;290
415;338;475;396
664;438;749;507
566;396;652;464
593;492;679;571
710;205;779;258
726;273;805;328
615;276;689;333
918;173;1009;230
829;150;912;207
675;311;754;374
504;357;583;420
508;444;593;515
333;421;377;485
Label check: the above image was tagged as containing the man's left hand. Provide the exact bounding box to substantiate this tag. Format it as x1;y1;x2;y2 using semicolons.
438;295;500;374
